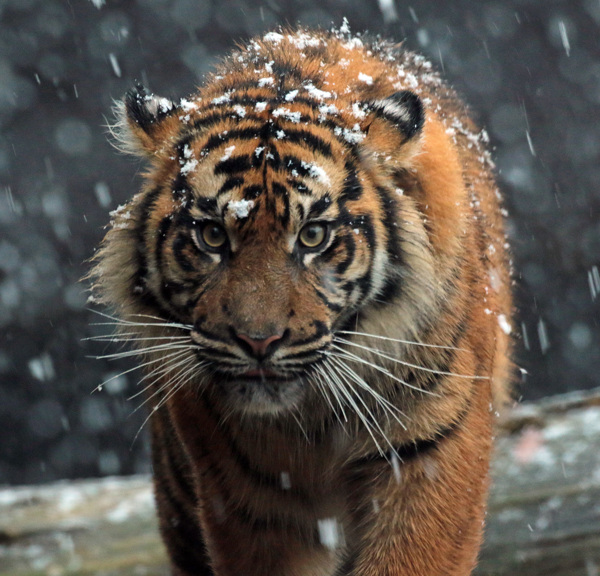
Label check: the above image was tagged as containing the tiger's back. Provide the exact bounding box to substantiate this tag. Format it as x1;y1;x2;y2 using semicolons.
90;25;512;576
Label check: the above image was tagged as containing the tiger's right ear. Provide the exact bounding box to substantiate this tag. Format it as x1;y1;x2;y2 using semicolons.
111;84;176;157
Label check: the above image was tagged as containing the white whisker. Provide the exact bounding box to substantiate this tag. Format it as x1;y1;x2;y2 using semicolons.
88;309;193;331
337;330;464;351
85;333;191;343
289;409;310;443
334;337;486;380
323;359;387;455
91;320;192;331
128;352;195;402
329;345;438;396
93;342;197;360
131;358;196;410
311;365;348;425
92;348;191;393
328;355;407;431
131;358;208;445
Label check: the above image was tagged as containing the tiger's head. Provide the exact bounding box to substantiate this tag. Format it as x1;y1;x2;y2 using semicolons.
91;32;441;416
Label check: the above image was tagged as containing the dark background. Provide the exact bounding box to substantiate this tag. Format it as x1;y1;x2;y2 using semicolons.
0;0;598;486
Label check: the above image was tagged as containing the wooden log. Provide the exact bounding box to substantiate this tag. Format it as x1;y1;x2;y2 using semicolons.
476;388;600;576
2;388;600;576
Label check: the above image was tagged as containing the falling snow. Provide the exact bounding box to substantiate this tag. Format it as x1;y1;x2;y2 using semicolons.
2;2;597;488
498;314;512;335
317;518;344;550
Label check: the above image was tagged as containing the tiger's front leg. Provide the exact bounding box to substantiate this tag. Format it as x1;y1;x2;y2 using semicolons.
341;387;493;576
150;409;215;576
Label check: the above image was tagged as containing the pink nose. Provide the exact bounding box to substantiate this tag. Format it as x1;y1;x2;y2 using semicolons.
236;332;284;358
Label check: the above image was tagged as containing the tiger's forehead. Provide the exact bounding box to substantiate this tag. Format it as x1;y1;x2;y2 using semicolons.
177;112;347;231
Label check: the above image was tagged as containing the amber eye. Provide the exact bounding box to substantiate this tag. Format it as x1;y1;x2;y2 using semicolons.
196;222;227;250
298;222;328;250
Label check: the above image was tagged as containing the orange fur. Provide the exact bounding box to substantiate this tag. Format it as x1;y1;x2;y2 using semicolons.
89;26;512;576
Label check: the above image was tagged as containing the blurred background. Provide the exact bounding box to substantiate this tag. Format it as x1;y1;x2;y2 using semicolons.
0;0;598;486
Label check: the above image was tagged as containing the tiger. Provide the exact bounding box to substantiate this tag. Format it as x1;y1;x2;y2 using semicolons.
89;24;512;576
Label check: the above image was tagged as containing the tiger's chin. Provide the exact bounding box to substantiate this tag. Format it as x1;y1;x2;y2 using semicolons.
216;373;307;416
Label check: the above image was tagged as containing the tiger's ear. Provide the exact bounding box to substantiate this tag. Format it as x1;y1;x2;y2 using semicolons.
111;84;176;157
362;90;425;166
370;90;424;140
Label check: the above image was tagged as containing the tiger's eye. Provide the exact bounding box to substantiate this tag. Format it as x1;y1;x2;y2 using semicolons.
200;222;227;249
299;223;327;249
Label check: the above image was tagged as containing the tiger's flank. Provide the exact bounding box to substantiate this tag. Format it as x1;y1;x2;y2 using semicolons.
88;24;512;576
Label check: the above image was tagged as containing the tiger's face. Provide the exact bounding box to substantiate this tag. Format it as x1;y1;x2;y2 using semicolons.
100;38;428;415
144;116;385;414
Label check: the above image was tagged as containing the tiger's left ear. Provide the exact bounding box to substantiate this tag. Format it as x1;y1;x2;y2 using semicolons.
362;90;425;167
111;84;177;157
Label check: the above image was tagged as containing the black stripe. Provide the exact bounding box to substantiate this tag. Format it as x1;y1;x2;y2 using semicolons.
289;179;311;195
200;395;315;505
217;176;245;196
341;160;363;201
375;186;401;262
308;194;332;218
199;94;319;118
377;278;401;304
289;320;329;348
180;97;352;151
270;182;289;226
334;234;356;275
154;407;198;504
280;127;333;158
281;194;291;227
282;155;310;178
155;215;174;280
195;348;241;362
214;155;252;176
354;214;377;299
194;196;218;213
151;414;212;574
352;416;464;468
200;122;333;161
131;188;185;323
243;184;262;199
315;235;342;266
315;289;343;312
373;187;403;304
134;186;163;286
351;214;376;251
203;127;261;153
188;111;232;134
334;549;359;576
372;90;424;140
266;143;281;169
272;182;287;197
172;233;196;272
171;172;192;198
279;349;325;362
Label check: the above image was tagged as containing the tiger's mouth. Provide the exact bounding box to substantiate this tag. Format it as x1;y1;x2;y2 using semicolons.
212;366;307;415
237;367;287;379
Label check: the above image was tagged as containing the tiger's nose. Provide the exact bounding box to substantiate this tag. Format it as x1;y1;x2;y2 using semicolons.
235;332;284;359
